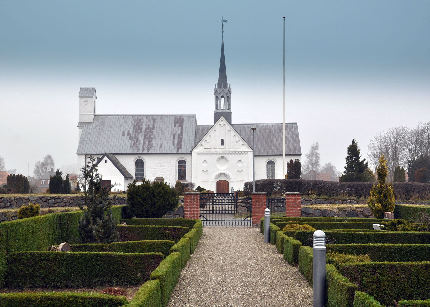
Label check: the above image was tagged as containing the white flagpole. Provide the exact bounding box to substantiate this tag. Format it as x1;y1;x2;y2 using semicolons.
282;17;286;178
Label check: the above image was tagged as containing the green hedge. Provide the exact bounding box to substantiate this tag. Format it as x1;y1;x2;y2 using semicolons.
128;279;162;307
184;228;198;254
275;231;285;253
0;292;127;307
6;251;163;288
150;252;182;307
269;224;280;245
283;235;302;265
117;225;189;242
395;204;430;220
399;299;430;306
271;217;382;224
339;261;430;305
327;243;430;262
285;230;430;246
71;240;175;256
122;218;197;229
276;221;376;230
298;246;313;283
353;291;383;307
326;264;358;307
170;237;191;269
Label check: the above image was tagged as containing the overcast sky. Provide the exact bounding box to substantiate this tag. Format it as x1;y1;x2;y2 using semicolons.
1;0;429;176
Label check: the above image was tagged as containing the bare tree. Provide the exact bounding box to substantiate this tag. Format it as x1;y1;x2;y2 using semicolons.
33;155;55;179
302;142;320;180
407;122;430;162
318;163;340;182
0;156;5;171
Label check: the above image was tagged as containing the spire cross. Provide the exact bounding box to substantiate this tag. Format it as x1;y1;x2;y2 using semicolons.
221;17;228;42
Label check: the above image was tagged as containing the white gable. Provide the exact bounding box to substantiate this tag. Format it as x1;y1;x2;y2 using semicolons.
97;157;126;192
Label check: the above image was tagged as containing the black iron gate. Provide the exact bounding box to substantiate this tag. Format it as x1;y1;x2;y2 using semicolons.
267;197;285;215
199;193;252;226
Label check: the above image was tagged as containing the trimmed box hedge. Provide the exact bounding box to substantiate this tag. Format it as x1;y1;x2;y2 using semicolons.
339;261;430;305
122;218;198;229
399;299;430;306
128;279;162;307
353;291;383;307
71;240;175;256
150;252;182;307
6;251;163;288
395;204;430;220
275;231;285;253
276;221;377;230
327;243;430;262
269;224;280;245
170;236;191;269
298;246;313;283
0;292;127;307
326;263;358;307
283;234;302;265
117;225;189;242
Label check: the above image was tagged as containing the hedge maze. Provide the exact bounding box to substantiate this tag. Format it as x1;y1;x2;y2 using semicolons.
0;206;203;306
264;212;430;306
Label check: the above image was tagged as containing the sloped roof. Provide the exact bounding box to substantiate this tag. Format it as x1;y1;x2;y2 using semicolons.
77;114;197;154
95;153;133;179
195;122;301;156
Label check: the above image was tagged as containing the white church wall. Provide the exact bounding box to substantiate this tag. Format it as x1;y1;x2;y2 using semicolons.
96;157;126;192
254;155;301;180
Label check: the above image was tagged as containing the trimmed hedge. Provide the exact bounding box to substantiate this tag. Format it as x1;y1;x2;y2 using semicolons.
353;291;383;307
122;218;197;229
399;299;430;306
298;246;313;283
283;234;302;265
326;264;358;307
128;279;162;307
71;240;175;256
0;292;126;307
0;292;127;307
276;231;285;253
272;217;381;223
276;221;376;230
170;236;191;269
244;179;430;200
269;224;280;245
6;251;163;288
184;228;199;254
117;225;189;242
395;204;430;220
339;261;430;305
327;243;430;262
150;252;182;307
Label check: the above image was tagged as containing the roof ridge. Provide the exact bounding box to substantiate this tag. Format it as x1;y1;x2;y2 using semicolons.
95;114;197;117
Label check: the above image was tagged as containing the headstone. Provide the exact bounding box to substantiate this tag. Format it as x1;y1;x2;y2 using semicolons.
384;212;394;219
58;242;71;252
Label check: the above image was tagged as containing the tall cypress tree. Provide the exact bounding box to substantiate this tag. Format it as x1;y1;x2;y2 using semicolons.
340;139;369;182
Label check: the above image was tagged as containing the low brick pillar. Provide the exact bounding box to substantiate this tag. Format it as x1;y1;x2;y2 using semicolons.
252;192;267;226
286;192;301;217
184;192;200;219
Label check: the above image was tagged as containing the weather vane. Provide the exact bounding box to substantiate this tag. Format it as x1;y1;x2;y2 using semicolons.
221;17;228;42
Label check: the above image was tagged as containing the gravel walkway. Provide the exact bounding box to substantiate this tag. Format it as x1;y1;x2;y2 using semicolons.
168;227;313;307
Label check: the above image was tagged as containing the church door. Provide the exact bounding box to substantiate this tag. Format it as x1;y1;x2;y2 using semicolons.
216;180;229;193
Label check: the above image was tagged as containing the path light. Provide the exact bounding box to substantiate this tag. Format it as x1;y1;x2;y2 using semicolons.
313;230;326;307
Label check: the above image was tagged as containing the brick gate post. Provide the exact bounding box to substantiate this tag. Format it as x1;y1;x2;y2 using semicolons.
285;192;301;217
184;192;200;219
252;192;267;226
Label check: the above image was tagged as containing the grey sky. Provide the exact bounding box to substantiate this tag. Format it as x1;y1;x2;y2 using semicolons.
1;0;429;176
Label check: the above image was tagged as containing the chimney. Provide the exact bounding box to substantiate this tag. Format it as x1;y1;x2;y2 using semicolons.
79;87;97;124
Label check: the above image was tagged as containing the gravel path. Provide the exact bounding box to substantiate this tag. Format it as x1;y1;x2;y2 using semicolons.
168;227;313;307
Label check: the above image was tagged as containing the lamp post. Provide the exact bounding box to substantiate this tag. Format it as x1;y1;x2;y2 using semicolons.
251;127;256;193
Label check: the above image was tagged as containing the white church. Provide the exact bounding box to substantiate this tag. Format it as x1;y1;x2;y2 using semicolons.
77;34;301;192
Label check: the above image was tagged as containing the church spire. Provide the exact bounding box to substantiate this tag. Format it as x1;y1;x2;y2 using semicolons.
214;17;232;124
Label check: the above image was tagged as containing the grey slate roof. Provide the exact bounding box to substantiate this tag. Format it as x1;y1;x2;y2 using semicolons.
195;123;301;156
79;87;96;98
95;153;133;179
77;114;197;154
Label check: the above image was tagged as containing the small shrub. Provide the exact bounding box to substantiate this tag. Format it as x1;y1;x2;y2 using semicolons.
17;203;40;219
282;223;316;232
327;252;371;266
353;291;384;307
381;219;426;231
368;155;395;218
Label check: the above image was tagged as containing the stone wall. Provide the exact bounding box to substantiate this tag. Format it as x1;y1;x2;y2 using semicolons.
301;206;373;218
0;195;127;209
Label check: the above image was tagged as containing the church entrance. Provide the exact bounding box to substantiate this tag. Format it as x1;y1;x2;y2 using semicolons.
216;180;229;193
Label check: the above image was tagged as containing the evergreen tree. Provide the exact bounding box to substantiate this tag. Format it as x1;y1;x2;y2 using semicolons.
6;174;30;193
49;170;64;193
340;139;370;182
287;159;301;179
79;156;118;243
408;156;430;182
368;155;395;218
63;174;71;194
393;166;406;182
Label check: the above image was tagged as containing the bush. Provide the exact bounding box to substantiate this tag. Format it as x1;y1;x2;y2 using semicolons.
122;218;197;229
276;231;286;253
381;219;426;231
339;261;430;305
269;224;280;245
395;204;430;220
298;246;313;283
128;279;162;307
71;240;175;256
399;299;430;306
17;203;40;219
0;292;127;307
6;174;29;193
280;221;374;230
49;170;71;194
170;236;191;268
326;263;358;307
282;223;316;232
368;156;395;218
127;180;179;218
117;225;189;242
6;251;164;288
150;252;182;307
283;235;302;265
327;252;371;266
353;291;383;307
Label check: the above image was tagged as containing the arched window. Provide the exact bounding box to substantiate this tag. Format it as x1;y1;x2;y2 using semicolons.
178;160;186;181
135;159;144;181
266;160;275;179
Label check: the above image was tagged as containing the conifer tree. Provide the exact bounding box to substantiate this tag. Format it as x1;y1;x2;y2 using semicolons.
287;159;301;179
393;166;406;182
368;155;395;218
340;139;370;182
49;170;64;193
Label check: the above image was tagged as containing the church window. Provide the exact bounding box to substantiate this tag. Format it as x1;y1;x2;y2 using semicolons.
135;159;144;181
266;160;275;179
178;160;186;181
221;139;224;146
105;159;107;163
220;96;225;109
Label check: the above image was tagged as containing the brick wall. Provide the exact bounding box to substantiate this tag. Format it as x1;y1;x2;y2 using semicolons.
286;192;301;217
252;192;267;226
184;192;200;219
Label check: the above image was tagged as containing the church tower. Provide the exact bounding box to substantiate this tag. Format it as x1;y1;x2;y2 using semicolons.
214;19;232;124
